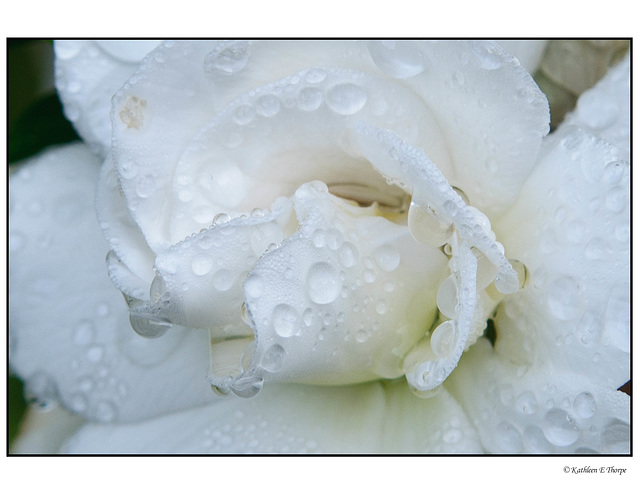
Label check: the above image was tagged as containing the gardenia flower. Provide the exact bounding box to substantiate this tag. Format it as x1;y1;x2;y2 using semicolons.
9;40;630;454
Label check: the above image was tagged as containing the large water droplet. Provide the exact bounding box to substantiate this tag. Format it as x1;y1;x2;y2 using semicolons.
307;262;342;305
374;245;400;272
260;344;286;373
367;40;426;78
204;40;249;76
408;201;453;247
272;303;300;337
430;320;458;358
573;392;597;419
213;269;235;291
326;83;367;115
543;408;580;446
436;275;459;318
191;253;213;276
129;312;172;338
231;374;264;398
256;94;281;117
547;276;582;321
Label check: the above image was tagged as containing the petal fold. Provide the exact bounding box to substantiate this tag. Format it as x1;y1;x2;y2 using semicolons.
9;144;215;423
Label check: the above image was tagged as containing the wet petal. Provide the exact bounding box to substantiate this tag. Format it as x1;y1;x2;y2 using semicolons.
62;381;482;453
448;340;630;453
211;182;448;396
561;52;630;160
495;40;547;74
390;40;550;217
495;126;630;390
54;40;161;156
9;144;215;423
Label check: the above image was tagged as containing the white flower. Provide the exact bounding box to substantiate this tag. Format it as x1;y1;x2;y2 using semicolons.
9;40;629;454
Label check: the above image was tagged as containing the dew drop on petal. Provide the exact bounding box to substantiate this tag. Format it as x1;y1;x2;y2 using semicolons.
338;242;359;268
542;408;580;446
129;313;172;338
204;40;249;76
436;275;458;319
430;320;458;358
230;375;264;398
191;254;213;276
261;344;286;373
374;245;400;272
326;83;367;115
367;40;426;78
73;321;94;346
213;269;235;291
297;87;324;111
471;41;504;70
573;392;597;419
272;303;300;337
306;262;342;304
256;94;281;117
408;201;453;247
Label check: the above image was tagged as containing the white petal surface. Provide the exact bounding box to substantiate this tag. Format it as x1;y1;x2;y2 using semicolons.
233;182;448;394
62;381;482;453
495;126;630;390
54;40;161;156
9;144;215;423
495;40;547;74
448;340;630;453
561;53;630;160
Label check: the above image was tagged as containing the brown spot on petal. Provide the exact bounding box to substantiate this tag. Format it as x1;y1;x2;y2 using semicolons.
119;96;147;129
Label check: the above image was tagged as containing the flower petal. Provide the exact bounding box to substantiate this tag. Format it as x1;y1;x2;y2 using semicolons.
54;40;161;156
62;381;482;453
448;339;630;453
9;144;215;423
391;40;550;217
495;126;630;390
561;52;630;160
225;182;447;395
495;40;547;74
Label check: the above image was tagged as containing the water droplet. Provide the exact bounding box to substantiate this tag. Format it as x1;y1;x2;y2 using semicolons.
244;274;264;301
135;175;156;198
73;321;94;346
305;68;327;84
129;312;172;338
573;392;597;419
547;276;582;321
543;408;580;446
375;300;388;315
367;40;426;78
436;275;458;318
213;269;235;291
307;262;342;305
408;201;453;247
232;104;256;126
261;344;286;373
230;375;264;398
430;320;458;358
326;83;367;115
515;391;538;415
191;253;213;276
312;230;326;248
204;40;249;76
602;161;626;184
256;94;281;117
272;303;300;337
85;345;104;363
374;245;400;272
149;275;166;302
338;242;359;268
471;41;504;70
297;87;324;111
